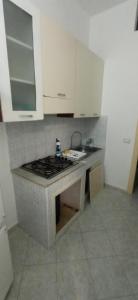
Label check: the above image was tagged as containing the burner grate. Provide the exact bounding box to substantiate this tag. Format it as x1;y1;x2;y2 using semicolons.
22;156;76;179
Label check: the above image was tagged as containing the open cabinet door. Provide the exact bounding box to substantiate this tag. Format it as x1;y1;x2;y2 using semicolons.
0;227;13;300
128;122;138;194
89;164;104;201
0;189;13;300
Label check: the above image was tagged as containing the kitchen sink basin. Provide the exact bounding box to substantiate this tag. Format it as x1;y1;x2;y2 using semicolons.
73;145;102;154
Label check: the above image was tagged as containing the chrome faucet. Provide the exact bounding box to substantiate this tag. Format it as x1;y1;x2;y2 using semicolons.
71;131;82;149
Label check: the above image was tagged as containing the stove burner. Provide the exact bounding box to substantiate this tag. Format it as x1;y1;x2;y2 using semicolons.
22;156;76;179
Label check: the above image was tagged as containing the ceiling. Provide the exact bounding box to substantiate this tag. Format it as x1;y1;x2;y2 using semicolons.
76;0;128;16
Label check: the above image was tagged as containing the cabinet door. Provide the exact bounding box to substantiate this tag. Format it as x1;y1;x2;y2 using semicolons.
75;41;104;118
0;0;43;122
0;189;5;228
41;16;75;114
89;164;104;200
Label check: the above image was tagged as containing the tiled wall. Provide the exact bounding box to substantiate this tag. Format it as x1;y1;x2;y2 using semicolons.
6;116;107;169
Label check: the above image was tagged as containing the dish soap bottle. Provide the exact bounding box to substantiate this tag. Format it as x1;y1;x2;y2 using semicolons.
56;138;61;158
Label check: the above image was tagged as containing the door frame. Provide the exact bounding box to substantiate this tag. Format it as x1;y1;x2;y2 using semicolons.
127;121;138;194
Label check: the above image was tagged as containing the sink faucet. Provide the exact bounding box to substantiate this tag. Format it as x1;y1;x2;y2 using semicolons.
86;138;94;146
71;131;82;149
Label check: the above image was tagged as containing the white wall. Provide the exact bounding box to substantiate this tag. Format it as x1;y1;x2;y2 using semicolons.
0;124;17;229
90;0;138;190
31;0;90;45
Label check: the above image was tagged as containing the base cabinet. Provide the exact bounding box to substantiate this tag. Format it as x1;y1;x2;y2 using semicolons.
13;166;86;248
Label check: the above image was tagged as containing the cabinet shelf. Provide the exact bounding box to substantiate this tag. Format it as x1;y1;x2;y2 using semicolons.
10;77;35;85
6;35;33;51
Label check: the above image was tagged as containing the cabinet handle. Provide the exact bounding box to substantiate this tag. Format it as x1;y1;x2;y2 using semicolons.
93;113;99;117
19;115;33;118
0;222;3;230
80;114;86;117
43;94;66;98
57;93;66;97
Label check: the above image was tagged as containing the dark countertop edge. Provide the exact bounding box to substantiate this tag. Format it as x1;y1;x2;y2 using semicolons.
12;161;83;188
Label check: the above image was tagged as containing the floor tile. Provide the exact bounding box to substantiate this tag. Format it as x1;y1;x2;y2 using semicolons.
66;219;81;234
57;260;97;300
9;227;29;272
7;187;138;300
102;214;129;231
105;297;135;300
88;257;133;299
25;237;56;266
92;187;137;216
18;264;57;300
79;208;104;232
107;230;138;256
119;257;138;294
6;297;17;300
82;230;115;258
56;233;86;262
6;272;22;300
127;214;138;229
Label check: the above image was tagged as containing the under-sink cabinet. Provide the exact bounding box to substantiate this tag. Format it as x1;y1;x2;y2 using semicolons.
0;0;43;122
85;163;104;202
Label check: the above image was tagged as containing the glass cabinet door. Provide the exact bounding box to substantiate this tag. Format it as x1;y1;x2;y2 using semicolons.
3;0;36;111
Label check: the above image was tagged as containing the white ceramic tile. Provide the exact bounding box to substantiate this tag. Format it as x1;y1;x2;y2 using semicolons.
6;116;107;169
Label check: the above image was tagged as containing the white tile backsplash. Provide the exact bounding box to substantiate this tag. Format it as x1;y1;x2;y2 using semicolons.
6;116;107;169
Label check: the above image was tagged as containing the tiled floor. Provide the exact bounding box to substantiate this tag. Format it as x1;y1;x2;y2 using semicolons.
6;186;138;300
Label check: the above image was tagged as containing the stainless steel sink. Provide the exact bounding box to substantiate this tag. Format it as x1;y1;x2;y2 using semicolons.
73;145;102;154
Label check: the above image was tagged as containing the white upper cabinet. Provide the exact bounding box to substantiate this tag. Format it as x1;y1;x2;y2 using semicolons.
41;16;76;114
0;0;43;122
74;40;104;118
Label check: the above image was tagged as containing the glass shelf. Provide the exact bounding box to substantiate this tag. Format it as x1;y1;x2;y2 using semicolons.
6;35;33;51
7;37;35;84
11;81;36;111
3;0;33;47
10;77;35;85
3;0;36;112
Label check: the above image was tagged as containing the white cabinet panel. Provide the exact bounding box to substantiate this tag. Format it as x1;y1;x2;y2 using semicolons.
0;190;5;227
41;16;75;114
0;0;43;122
89;164;104;200
75;41;104;118
0;227;13;300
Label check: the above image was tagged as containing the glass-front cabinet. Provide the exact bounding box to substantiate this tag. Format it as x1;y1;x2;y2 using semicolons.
0;0;43;122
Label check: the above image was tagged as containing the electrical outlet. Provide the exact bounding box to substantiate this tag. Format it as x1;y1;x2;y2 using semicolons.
123;138;131;144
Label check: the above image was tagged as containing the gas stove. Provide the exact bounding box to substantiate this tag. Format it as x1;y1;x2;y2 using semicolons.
22;156;76;179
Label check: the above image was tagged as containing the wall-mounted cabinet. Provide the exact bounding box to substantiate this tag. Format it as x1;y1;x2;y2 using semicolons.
41;16;104;117
74;41;104;118
0;0;43;122
41;16;75;114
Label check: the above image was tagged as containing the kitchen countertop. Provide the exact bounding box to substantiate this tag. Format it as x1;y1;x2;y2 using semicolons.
12;148;104;188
